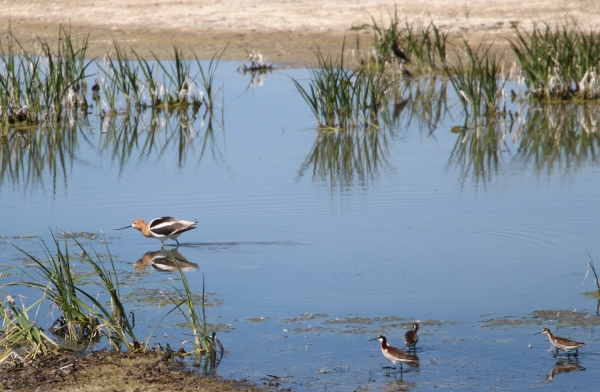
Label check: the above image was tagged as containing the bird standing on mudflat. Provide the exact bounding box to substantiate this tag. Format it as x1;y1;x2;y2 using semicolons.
404;323;419;352
116;217;197;248
535;328;585;357
371;335;418;372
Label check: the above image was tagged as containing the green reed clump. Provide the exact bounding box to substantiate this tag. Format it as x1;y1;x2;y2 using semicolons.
292;47;392;129
400;19;449;72
193;47;226;111
9;234;101;342
510;20;600;100
1;25;224;124
0;31;43;124
38;26;92;122
0;295;59;362
445;39;507;118
360;6;448;74
165;264;223;358
366;5;404;68
0;26;91;124
9;231;140;351
131;49;162;107
100;42;142;110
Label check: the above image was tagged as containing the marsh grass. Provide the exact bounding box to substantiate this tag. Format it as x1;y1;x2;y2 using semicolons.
0;295;58;362
8;231;140;351
584;253;600;293
193;47;226;111
445;39;508;118
510;20;600;100
0;26;92;124
360;7;448;74
164;261;223;359
2;232;224;365
292;47;392;129
1;26;224;126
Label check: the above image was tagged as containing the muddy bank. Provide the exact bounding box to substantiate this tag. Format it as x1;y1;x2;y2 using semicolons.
0;349;267;392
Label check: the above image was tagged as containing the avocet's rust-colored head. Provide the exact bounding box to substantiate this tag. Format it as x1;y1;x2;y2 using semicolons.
131;219;147;232
115;219;146;231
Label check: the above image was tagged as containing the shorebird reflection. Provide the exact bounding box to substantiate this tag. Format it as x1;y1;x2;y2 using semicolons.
547;359;585;381
134;249;198;272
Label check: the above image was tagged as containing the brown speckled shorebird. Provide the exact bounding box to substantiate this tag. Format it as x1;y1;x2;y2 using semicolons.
403;323;419;352
371;335;418;372
535;328;585;357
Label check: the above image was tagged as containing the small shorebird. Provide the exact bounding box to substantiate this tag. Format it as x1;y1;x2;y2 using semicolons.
91;79;100;92
403;323;419;352
116;217;197;248
535;328;585;357
391;42;410;63
371;335;418;372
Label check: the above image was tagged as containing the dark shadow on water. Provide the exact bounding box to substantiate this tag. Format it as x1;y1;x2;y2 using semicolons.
383;378;417;391
178;240;302;250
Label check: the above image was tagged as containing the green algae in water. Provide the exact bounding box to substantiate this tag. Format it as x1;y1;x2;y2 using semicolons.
481;309;600;329
123;287;223;307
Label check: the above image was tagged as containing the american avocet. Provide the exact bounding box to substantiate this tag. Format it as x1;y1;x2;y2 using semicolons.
117;217;197;248
403;322;419;352
535;328;585;357
371;335;418;372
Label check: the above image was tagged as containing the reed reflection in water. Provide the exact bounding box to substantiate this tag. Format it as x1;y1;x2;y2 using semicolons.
0;106;224;192
514;102;600;174
447;101;600;187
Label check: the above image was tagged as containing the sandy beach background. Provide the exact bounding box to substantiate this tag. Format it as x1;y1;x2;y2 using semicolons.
2;1;599;65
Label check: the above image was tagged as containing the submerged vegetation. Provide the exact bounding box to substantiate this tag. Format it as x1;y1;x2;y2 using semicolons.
0;231;223;368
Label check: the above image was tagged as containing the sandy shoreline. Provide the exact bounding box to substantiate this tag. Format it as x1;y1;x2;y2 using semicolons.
2;1;599;66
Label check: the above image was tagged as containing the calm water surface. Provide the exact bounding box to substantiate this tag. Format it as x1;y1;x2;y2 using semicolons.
1;62;600;390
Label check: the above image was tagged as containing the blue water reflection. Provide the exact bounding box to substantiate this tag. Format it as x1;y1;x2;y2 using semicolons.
1;61;600;390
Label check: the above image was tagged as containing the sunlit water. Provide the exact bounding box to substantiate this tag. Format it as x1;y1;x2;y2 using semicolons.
1;61;600;390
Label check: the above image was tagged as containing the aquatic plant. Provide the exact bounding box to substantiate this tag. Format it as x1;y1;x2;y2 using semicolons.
292;47;392;129
165;263;224;359
0;295;58;362
8;231;140;351
0;26;92;124
192;46;226;110
509;19;600;100
1;25;224;125
445;39;508;118
360;7;448;74
237;48;273;72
